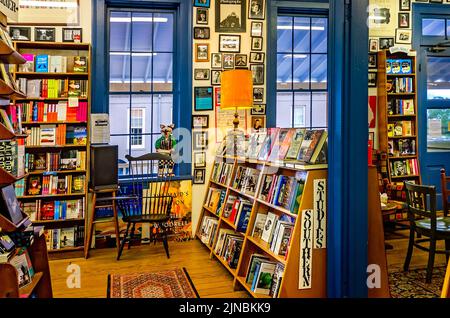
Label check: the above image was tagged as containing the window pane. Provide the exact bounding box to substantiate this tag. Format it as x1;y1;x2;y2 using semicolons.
311;18;327;53
153;53;173;91
110;11;131;52
293;54;310;90
153;13;174;52
276;92;293;127
131;55;152;92
109;95;130;135
311;54;327;90
131;95;151;134
294;17;310;53
277;16;292;52
131;135;156;158
152;94;173;132
132;12;153;52
277;53;292;90
422;18;445;37
312;92;328;128
110;135;130;176
427;56;450;100
295;92;311;128
427;109;450;152
109;55;130;92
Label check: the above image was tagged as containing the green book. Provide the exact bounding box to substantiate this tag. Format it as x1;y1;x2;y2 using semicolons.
285;128;306;160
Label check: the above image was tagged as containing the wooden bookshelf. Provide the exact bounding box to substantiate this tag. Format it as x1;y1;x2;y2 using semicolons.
15;72;89;77
196;154;327;298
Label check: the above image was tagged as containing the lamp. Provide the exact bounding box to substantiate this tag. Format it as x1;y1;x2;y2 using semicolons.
220;69;254;156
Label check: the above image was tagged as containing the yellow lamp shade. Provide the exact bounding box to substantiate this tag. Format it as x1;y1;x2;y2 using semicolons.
220;69;253;109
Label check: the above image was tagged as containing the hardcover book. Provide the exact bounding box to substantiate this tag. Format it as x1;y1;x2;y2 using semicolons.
36;55;49;73
285;128;306;160
0;185;24;225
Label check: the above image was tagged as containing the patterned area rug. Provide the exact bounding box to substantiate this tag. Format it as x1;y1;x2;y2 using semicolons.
389;267;445;298
108;268;199;298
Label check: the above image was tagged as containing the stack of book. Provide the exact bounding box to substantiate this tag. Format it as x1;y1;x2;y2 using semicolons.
17;78;89;99
387;121;414;137
199;216;219;247
388;139;416;156
221;195;252;232
44;226;85;250
232;166;260;196
387;77;414;93
390;158;419;177
25;150;86;172
18;55;88;73
245;253;285;297
20;198;85;221
210;161;234;185
17;101;88;122
20;174;85;197
26;125;87;146
214;228;244;269
387;99;415;115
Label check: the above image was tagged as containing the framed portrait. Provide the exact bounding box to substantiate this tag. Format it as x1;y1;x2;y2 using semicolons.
62;28;82;43
395;29;412;44
379;37;394;50
195;43;210;62
398;13;410;29
368;72;377;87
219;34;241;53
249;0;265;20
235;54;248;67
193;169;206;184
194;68;210;80
193;131;209;150
250;64;264;85
253;87;264;102
11;0;79;26
251;21;263;37
250;52;265;63
211;70;222;85
194;27;210;40
211;53;223;68
251;37;263;51
35;28;56;42
192;115;209;129
194;152;207;168
223;53;235;69
194;0;211;7
399;0;411;11
196;8;209;25
194;87;214;111
368;53;377;69
251;104;266;115
251;116;265;131
214;87;221;107
9;27;31;41
369;38;379;52
215;0;246;33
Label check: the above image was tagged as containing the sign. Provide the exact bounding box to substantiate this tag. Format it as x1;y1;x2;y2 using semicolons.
0;0;18;22
313;179;327;249
299;209;313;289
90;113;110;144
429;119;442;138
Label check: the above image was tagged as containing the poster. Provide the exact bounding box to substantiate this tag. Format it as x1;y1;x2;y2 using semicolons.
90;113;110;144
367;0;397;37
369;96;377;129
215;0;246;33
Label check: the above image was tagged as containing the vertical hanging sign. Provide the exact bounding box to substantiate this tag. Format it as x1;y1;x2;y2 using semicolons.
313;179;327;249
0;0;18;22
299;209;313;289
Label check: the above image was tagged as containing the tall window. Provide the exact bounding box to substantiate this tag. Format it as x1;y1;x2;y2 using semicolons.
108;10;174;174
276;15;328;128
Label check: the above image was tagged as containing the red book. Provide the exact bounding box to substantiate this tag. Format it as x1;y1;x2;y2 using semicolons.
229;199;241;223
40;202;55;220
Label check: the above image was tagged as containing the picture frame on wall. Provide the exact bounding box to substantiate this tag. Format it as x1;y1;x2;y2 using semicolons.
223;54;235;69
248;0;265;20
211;70;222;85
192;115;209;129
194;87;214;111
35;28;56;42
211;53;223;68
62;28;82;42
368;72;377;87
250;52;265;63
398;13;410;29
399;0;411;11
250;64;264;85
214;87;221;107
194;69;210;80
193;169;206;184
219;34;241;53
195;43;210;62
251;37;263;51
196;8;209;25
11;0;79;26
251;21;263;37
215;0;247;33
251;116;265;130
193;131;209;150
379;37;394;50
251;104;266;115
369;38;379;52
253;87;264;102
395;29;412;44
235;54;248;67
194;152;207;168
194;0;211;7
368;53;377;69
9;27;31;41
194;27;210;40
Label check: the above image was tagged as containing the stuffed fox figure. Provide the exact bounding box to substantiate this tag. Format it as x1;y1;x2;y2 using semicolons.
155;124;176;176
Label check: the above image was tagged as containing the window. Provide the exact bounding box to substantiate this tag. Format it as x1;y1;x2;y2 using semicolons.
276;15;328;128
108;10;175;174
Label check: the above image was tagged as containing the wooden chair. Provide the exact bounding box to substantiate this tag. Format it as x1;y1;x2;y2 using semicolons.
115;153;174;260
403;181;450;283
441;168;450;217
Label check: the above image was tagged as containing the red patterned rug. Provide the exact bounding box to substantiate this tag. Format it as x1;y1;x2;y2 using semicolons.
107;268;199;298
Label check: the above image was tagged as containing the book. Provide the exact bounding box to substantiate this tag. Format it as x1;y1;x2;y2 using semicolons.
252;213;267;239
73;56;88;73
253;261;276;295
261;212;278;243
39;125;56;146
236;203;252;232
60;227;76;248
245;253;270;284
267;128;291;162
0;185;24;225
285;128;306;160
19;54;35;73
298;129;328;164
27;176;42;195
258;128;280;161
36;55;49;73
246;129;267;159
9;248;34;287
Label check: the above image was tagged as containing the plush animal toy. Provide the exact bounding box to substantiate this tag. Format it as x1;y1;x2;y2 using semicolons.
155;124;176;176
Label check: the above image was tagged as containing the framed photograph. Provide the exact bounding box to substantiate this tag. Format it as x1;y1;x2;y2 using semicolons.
211;70;222;86
62;28;82;42
35;28;56;42
251;116;265;130
194;0;211;7
194;152;207;168
430;0;443;2
250;52;265;63
193;131;209;150
194;87;214;111
395;29;412;44
215;0;247;33
194;68;210;80
399;0;411;11
251;21;263;37
219;34;241;53
193;169;206;184
250;64;264;85
192;115;209;129
11;0;79;26
249;0;265;20
251;104;266;115
223;53;235;69
196;8;209;25
253;87;264;102
211;53;223;69
194;27;210;40
379;37;394;50
9;27;31;41
195;43;210;62
368;53;377;69
214;87;221;107
368;72;377;87
398;13;410;29
369;38;379;52
235;54;248;67
251;37;263;51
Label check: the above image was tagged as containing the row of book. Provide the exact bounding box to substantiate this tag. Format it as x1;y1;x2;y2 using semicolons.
20;54;88;73
222;195;252;233
205;187;226;215
232;166;260;196
387;99;415;116
388;139;416;156
199;216;219;248
210;162;233;185
214;228;244;269
390;158;419;177
17;79;88;99
26;125;87;146
245;254;285;297
20;199;85;221
15;101;88;122
16;174;85;197
387;121;414;137
25;150;86;172
387;78;414;94
386;59;412;75
44;226;85;250
0;140;25;177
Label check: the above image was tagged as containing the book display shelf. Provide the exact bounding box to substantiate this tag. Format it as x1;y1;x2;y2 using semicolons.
11;41;91;259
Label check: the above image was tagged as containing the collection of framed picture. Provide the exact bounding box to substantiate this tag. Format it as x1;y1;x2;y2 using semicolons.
8;26;82;43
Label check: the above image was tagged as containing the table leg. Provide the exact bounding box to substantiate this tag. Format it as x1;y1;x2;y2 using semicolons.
112;191;120;258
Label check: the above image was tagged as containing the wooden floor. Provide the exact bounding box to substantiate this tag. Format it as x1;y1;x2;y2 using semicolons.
49;239;249;298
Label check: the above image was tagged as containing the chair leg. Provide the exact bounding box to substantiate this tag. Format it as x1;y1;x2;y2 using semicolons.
162;227;170;259
446;239;450;263
117;223;131;261
426;239;437;284
403;228;415;271
128;223;136;250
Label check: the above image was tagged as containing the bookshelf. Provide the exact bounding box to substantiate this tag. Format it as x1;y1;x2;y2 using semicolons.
196;154;327;298
12;41;91;259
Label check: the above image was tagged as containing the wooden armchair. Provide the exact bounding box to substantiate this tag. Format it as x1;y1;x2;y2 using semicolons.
441;168;450;217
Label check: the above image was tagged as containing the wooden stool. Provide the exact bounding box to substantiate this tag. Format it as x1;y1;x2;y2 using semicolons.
85;187;120;259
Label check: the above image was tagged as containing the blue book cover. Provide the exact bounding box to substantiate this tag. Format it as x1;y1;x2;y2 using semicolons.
36;55;49;73
236;204;251;232
54;201;59;220
251;263;261;291
273;176;287;206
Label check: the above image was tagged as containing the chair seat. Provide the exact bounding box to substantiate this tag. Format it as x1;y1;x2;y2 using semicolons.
415;217;450;232
123;214;170;223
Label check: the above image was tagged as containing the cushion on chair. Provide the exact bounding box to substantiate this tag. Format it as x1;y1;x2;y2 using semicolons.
415;217;450;232
123;214;170;223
